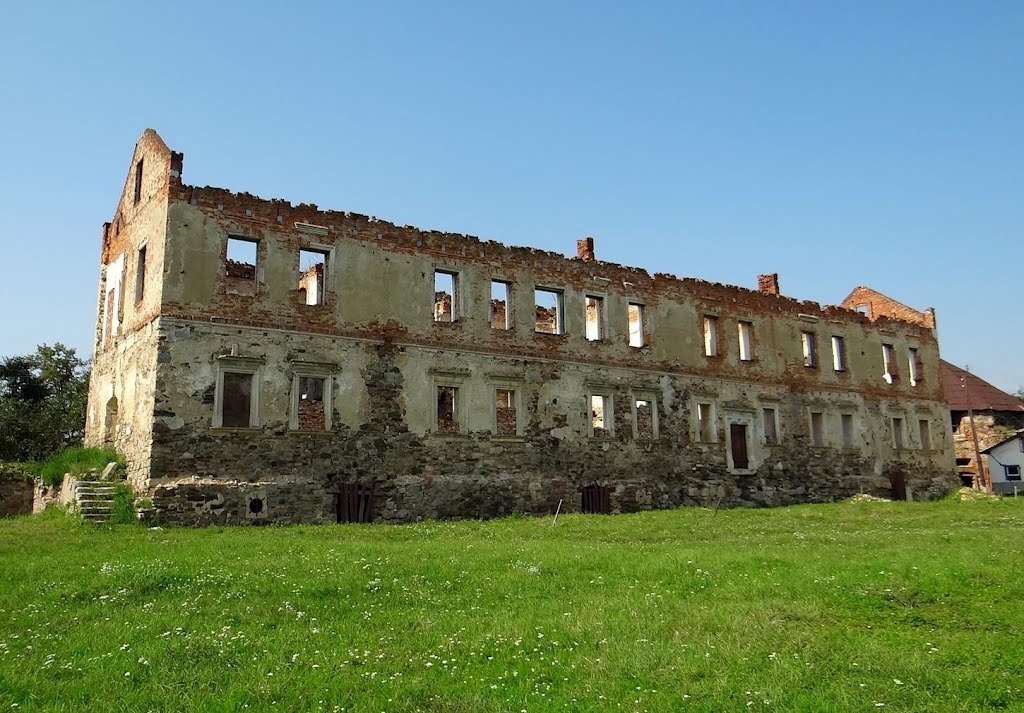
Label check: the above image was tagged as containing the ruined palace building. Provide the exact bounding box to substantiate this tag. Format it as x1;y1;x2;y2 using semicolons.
85;130;957;525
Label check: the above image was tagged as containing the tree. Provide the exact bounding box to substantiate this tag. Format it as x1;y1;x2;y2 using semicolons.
1015;386;1024;403
0;344;90;462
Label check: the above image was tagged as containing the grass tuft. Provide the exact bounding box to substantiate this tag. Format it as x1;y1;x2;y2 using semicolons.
38;446;125;487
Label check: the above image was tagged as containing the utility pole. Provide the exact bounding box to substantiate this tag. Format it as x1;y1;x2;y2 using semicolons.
962;369;991;493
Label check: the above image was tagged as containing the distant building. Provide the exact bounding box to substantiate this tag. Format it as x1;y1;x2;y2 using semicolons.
981;431;1024;495
83;130;957;525
842;286;1024;486
943;362;1024;485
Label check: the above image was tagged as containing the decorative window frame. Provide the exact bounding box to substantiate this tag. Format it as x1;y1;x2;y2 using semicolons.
808;409;826;447
213;355;264;429
587;387;615;437
724;409;756;473
488;374;525;438
760;405;781;446
694;399;718;443
288;360;336;431
631;391;659;440
429;367;470;435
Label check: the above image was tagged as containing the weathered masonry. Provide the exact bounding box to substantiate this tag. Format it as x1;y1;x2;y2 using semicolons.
85;130;958;525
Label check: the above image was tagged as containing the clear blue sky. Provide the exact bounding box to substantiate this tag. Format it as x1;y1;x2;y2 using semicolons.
1;1;1021;392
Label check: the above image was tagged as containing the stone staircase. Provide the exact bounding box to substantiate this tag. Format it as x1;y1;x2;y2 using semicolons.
75;480;117;523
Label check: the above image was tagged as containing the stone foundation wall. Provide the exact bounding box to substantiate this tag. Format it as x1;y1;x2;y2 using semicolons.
0;469;34;518
146;321;958;526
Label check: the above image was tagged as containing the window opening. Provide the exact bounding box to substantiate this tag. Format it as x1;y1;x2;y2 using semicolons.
534;288;563;334
299;250;328;306
908;347;922;386
892;417;904;449
951;411;965;433
495;388;517;436
226;237;258;295
703;316;718;357
222;372;254;428
134;159;143;204
730;423;749;469
134;245;147;303
832;335;847;372
762;408;778;445
104;397;118;446
810;411;824;446
436;386;459;433
882;343;896;383
433;271;457;322
628;303;645;347
585;295;604;341
841;414;854;448
297;376;326;431
801;331;817;368
1006;465;1021;482
697;403;714;442
635;399;655;439
738;321;753;361
918;419;931;450
490;281;510;329
591;395;610;436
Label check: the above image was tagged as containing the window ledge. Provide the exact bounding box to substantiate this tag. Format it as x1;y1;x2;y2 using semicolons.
289;429;333;436
210;427;262;435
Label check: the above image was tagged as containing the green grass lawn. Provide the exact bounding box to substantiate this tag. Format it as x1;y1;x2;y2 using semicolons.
2;498;1023;712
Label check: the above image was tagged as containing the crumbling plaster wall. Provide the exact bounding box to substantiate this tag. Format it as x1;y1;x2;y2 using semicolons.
85;130;174;489
157;196;946;411
96;136;956;524
85;324;159;488
146;318;955;525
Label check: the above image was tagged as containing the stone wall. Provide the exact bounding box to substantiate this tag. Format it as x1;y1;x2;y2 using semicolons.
146;320;957;526
0;467;34;518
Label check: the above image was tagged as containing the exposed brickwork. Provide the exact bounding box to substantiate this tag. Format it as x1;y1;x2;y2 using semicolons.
841;286;937;330
297;398;325;431
496;406;517;436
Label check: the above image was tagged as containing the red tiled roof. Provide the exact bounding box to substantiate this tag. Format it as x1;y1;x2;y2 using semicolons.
940;360;1024;412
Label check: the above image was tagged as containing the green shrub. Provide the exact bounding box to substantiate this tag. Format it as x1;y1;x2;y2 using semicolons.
38;447;125;487
0;462;40;481
108;484;138;525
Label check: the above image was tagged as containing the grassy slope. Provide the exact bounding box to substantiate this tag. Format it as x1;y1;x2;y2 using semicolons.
1;499;1022;712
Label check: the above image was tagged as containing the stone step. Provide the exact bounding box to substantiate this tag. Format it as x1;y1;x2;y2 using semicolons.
76;483;116;490
77;491;116;498
78;500;114;508
82;514;110;523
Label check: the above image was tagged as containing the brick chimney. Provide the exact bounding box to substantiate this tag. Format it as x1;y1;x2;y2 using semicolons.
757;273;780;295
576;237;595;262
